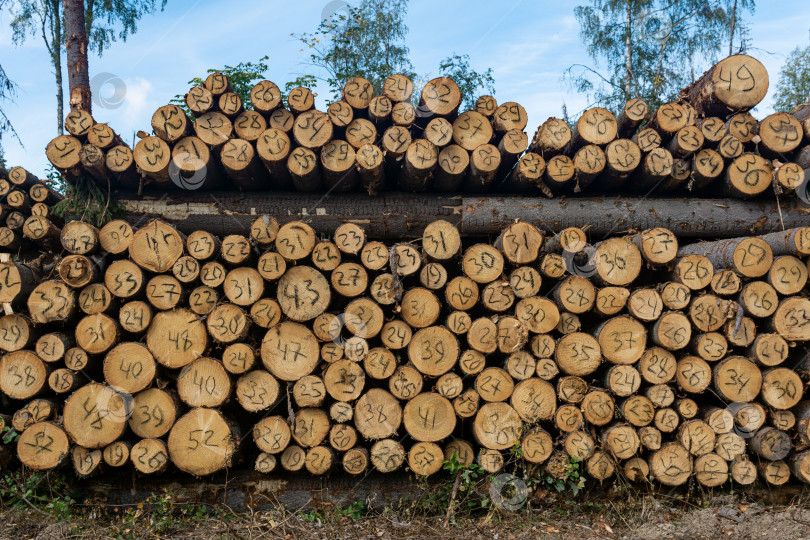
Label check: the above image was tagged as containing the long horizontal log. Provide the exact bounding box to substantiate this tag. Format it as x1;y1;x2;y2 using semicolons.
108;192;810;239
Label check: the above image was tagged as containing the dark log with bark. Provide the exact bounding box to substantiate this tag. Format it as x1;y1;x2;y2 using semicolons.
110;192;810;239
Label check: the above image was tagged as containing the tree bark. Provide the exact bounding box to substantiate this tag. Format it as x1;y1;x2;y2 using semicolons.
64;0;91;113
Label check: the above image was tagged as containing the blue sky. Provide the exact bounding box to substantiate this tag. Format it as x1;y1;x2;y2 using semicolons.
1;0;809;174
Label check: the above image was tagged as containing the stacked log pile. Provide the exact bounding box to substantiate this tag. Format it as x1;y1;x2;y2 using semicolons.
0;167;64;254
44;55;808;200
1;215;810;487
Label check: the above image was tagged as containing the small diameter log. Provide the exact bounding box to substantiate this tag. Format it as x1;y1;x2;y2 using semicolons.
356;144;385;194
691;148;725;190
633;128;662;152
218;92;243;118
167;408;238;476
5;190;31;213
504;152;546;194
23;216;61;251
7;166;40;189
234;111;267;142
97;219;133;255
773;162;804;196
131;439;169;475
57;254;102;289
616;98;648;138
102;441;131;468
543;154;575;193
672;255;714;290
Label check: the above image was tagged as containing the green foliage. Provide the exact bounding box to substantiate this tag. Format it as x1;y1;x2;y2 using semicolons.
51;174;123;227
439;54;496;111
0;470;77;519
293;0;417;100
1;426;20;445
0;62;19;145
337;500;367;519
84;0;168;56
544;456;587;495
45;163;67;195
772;40;810;113
171;56;270;115
109;491;237;538
567;0;754;114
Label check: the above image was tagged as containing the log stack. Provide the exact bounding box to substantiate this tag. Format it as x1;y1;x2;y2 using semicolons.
0;166;64;253
1;212;810;487
44;54;808;201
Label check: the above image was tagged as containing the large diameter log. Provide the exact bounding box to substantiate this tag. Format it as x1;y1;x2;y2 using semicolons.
167;408;238;476
17;422;69;470
680;54;769;116
112;193;810;239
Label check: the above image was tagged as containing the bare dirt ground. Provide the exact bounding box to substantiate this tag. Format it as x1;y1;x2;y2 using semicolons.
3;491;810;539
